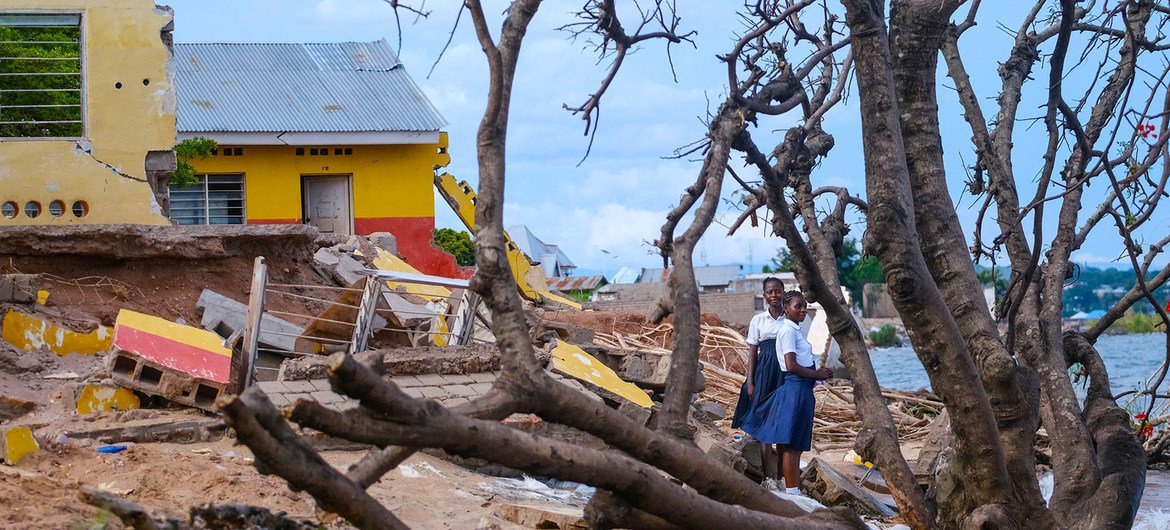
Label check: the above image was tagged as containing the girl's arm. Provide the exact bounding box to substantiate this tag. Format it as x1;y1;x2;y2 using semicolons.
746;344;759;396
784;352;832;380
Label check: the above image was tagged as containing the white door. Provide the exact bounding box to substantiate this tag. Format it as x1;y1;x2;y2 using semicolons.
303;176;352;235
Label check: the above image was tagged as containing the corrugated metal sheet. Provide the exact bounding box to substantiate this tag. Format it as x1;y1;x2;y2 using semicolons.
548;275;606;292
638;265;741;287
175;40;447;133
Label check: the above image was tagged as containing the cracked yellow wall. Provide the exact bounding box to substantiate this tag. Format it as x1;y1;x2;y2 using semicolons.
0;0;174;226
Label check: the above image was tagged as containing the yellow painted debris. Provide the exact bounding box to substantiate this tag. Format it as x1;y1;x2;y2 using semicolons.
1;310;112;356
35;290;48;305
369;248;452;301
76;385;140;415
4;426;38;465
550;340;653;408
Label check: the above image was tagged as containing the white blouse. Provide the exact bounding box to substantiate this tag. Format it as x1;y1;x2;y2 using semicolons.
746;311;786;346
776;318;815;371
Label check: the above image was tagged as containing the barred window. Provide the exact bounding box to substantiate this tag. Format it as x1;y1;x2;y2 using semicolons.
169;174;245;225
0;14;82;138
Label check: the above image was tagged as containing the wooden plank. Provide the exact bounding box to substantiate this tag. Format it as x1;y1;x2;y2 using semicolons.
238;256;268;390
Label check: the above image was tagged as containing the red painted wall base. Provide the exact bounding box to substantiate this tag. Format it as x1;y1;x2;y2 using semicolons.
354;217;474;279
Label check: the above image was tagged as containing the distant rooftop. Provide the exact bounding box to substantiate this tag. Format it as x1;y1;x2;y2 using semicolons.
638;264;742;288
175;40;447;143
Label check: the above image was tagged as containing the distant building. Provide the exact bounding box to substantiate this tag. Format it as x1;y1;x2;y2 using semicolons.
637;264;742;293
0;1;177;228
610;266;640;284
509;224;575;277
173;40;467;278
548;275;607;301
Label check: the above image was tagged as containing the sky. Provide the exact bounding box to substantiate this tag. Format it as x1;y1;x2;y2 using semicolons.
168;1;1168;276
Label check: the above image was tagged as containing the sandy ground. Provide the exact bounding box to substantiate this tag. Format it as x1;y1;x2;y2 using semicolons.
1;420;568;529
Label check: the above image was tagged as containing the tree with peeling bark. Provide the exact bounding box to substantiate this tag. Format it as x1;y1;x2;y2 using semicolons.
213;1;1170;529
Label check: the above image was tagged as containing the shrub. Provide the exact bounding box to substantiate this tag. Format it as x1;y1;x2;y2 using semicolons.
869;324;901;347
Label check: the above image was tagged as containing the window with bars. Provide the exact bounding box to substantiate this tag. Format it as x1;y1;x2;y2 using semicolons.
169;174;245;225
0;13;83;138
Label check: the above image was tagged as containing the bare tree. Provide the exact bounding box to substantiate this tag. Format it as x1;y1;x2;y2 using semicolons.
215;1;1170;528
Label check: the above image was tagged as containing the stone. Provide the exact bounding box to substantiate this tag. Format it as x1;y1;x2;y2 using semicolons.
0;395;35;422
368;232;397;255
495;503;586;529
693;400;727;422
197;289;304;352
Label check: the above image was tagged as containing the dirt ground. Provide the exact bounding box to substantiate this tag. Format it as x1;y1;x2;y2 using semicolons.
1;419;552;529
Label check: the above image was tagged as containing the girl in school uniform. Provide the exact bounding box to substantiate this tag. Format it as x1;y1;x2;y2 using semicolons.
731;277;786;480
741;290;832;495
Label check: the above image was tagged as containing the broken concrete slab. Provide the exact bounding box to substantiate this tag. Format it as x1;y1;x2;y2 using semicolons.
65;417;226;445
1;309;112;356
74;384;141;415
0;225;321;260
3;426;38;465
800;458;897;518
494;503;586;530
0;274;38;304
197;289;303;352
549;340;652;408
278;345;501;381
0;395;36;422
107;309;232;412
367;232;397;255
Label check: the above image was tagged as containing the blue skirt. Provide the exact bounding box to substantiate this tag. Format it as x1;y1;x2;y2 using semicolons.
731;339;783;430
741;366;816;451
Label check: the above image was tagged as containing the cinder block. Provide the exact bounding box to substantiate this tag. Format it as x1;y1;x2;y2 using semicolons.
107;351;225;412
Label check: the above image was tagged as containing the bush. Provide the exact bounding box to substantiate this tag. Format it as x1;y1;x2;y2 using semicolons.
1093;312;1163;334
869;324;901;347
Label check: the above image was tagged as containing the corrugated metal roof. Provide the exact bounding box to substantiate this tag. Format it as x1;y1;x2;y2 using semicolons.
548;275;606;292
175;41;447;133
637;265;742;287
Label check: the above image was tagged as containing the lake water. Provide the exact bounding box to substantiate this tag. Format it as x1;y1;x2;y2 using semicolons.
869;332;1169;397
868;332;1170;523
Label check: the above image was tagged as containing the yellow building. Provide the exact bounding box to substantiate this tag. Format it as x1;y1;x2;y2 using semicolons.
174;41;468;278
0;1;176;227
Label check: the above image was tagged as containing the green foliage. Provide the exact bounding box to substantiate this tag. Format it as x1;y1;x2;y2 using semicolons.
433;228;476;266
869;324;900;348
768;239;884;304
1091;312;1164;334
1062;266;1170;317
0;18;82;137
171;137;218;188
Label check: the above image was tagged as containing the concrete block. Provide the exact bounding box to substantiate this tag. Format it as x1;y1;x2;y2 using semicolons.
368;232;397;255
440;373;474;385
391;375;423;388
468;372;497;384
418;386;448;399
76;384;141;415
442;397;469;407
413;374;447;386
282;380;317;393
196;289;304;352
469;383;493;395
0;277;13;302
3;426;39;465
310;391;344;405
402;387;424;399
445;384;476;397
255;380;290;395
9;274;38;304
2;310;112;356
801;458;897;518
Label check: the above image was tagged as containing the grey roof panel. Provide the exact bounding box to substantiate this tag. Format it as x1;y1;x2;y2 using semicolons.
175;41;446;133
